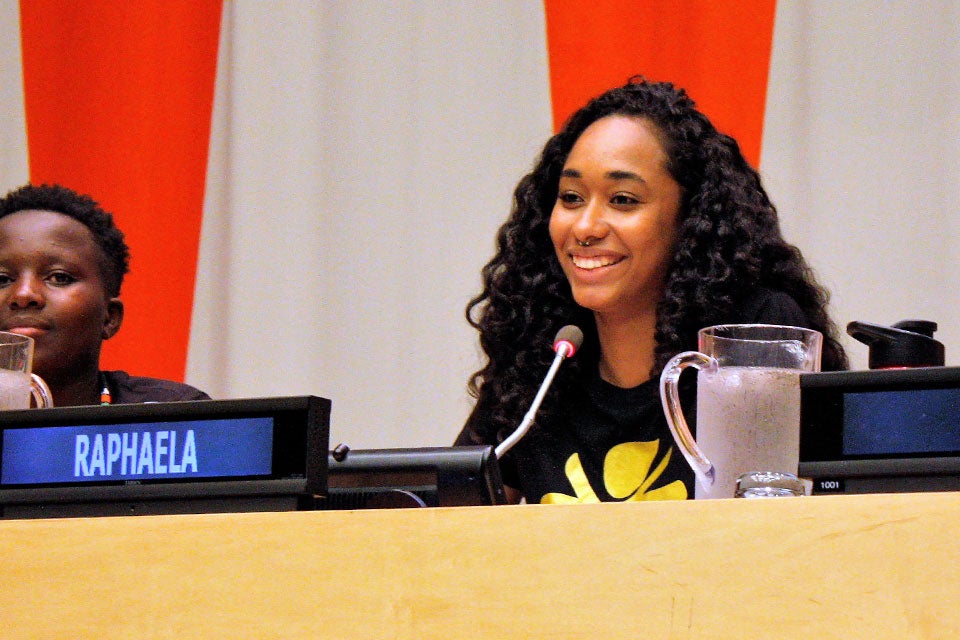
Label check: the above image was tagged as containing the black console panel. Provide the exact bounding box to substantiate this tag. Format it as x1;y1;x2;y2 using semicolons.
800;367;960;494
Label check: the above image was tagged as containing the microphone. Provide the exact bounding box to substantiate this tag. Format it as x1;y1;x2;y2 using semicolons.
495;325;583;459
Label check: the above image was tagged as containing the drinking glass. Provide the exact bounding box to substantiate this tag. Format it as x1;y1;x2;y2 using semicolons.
0;331;53;409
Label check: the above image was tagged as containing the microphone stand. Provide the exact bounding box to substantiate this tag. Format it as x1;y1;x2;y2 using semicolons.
495;344;571;459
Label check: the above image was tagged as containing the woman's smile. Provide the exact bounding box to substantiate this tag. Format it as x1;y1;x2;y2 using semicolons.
570;253;625;270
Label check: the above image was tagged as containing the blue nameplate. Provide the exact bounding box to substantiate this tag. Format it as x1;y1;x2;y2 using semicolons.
0;397;330;518
2;417;273;485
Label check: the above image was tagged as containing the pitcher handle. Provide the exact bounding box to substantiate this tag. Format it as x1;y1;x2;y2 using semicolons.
30;373;54;408
659;351;715;488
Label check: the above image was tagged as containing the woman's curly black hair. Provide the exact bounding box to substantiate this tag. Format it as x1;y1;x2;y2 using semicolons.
463;77;847;445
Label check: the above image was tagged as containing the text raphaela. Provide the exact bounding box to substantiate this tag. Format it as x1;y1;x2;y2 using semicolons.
74;430;199;477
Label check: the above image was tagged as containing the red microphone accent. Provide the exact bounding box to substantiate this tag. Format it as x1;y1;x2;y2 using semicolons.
552;325;584;358
553;339;578;357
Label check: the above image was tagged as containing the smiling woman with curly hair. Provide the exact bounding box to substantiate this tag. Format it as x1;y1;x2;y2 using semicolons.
455;77;847;504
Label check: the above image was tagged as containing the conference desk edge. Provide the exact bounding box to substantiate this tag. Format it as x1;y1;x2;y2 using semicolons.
1;492;956;639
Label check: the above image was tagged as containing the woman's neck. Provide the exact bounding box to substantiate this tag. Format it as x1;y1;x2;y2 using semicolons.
594;308;659;388
46;370;102;407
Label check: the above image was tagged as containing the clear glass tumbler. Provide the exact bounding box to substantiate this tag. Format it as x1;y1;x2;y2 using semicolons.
735;471;806;498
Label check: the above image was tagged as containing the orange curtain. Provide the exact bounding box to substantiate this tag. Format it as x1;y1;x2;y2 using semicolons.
544;0;776;167
19;0;222;381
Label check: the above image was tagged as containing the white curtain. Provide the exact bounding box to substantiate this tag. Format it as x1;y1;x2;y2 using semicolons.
764;0;960;369
189;2;552;448
0;2;28;186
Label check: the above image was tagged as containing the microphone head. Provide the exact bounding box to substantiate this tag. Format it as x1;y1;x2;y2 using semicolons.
553;325;584;358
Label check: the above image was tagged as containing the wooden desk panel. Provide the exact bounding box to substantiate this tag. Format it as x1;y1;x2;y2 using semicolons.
1;493;957;638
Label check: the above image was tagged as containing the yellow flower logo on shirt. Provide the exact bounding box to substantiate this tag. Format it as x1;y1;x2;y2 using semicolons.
541;440;688;504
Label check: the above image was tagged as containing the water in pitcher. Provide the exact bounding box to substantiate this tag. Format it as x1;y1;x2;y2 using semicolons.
0;369;33;410
694;366;800;499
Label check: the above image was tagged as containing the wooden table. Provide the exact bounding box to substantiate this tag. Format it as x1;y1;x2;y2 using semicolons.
1;492;957;638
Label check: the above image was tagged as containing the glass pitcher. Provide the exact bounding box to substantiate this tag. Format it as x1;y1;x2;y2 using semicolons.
659;324;821;499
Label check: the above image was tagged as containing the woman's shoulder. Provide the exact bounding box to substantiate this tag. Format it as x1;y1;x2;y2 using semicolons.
102;370;211;404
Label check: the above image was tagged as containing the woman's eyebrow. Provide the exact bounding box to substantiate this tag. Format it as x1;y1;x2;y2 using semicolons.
560;168;645;182
606;170;645;183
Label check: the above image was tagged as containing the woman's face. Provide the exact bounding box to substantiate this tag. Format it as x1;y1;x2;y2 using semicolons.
549;115;683;321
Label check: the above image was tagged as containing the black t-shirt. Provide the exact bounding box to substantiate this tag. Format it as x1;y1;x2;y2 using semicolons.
456;288;811;504
505;370;695;503
102;370;211;404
